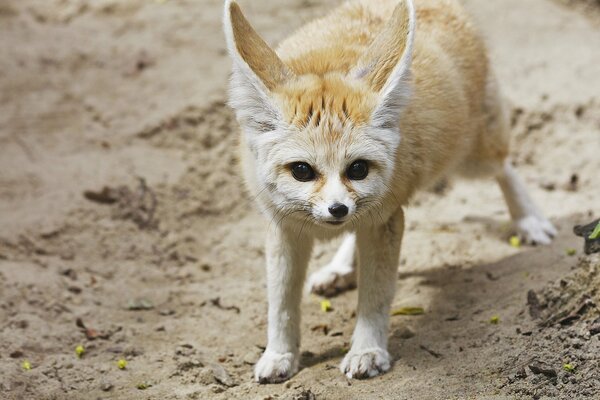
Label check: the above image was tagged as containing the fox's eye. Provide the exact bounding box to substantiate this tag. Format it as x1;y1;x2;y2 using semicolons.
347;160;369;180
290;162;316;182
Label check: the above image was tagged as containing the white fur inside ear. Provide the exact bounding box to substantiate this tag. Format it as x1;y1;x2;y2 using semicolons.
378;0;416;102
228;68;281;135
368;0;416;130
223;0;284;138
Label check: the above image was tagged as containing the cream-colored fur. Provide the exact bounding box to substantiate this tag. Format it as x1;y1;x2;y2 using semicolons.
223;0;555;383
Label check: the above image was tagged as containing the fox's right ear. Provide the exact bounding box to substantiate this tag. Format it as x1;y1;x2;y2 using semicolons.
223;0;292;134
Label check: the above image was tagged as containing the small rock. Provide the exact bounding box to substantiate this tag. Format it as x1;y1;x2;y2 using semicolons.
14;320;28;329
515;367;527;379
124;347;144;357
177;359;204;371
210;363;236;387
565;173;578;192
301;351;315;358
9;350;24;358
231;358;243;368
107;346;124;354
60;251;75;261
529;361;557;378
589;322;600;336
68;286;82;294
194;367;215;385
540;181;556;191
175;344;195;357
201;264;211;272
289;389;317;400
100;382;113;392
209;384;225;393
527;290;542;319
242;349;261;365
573;219;600;255
126;298;154;310
570;338;583;349
60;268;78;280
394;326;415;339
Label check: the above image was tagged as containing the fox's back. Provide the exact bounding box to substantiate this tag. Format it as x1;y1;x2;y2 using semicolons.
278;0;487;89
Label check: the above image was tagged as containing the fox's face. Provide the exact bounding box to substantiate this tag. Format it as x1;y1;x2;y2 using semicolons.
250;76;401;228
224;0;415;229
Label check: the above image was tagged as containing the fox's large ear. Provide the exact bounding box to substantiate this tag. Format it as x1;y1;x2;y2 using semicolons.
223;0;292;134
350;0;415;129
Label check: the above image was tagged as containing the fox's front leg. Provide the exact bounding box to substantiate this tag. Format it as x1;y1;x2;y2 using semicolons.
341;208;404;379
255;225;313;383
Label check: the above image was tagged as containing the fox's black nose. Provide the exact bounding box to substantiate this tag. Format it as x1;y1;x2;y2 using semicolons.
328;203;348;218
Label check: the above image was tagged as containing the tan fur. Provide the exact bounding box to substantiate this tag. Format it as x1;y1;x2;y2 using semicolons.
225;0;555;383
225;0;518;227
274;75;377;127
229;1;291;90
235;0;508;205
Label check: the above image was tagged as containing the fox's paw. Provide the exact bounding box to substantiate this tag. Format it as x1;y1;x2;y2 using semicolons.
254;349;297;384
515;215;557;245
308;264;356;297
340;347;391;379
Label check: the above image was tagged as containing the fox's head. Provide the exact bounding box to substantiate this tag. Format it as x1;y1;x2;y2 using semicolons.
224;0;415;230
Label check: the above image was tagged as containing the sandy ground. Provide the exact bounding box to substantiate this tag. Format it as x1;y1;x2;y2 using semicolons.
1;0;599;399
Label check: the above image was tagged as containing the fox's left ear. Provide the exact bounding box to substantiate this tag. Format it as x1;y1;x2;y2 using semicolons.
350;0;415;129
223;0;292;134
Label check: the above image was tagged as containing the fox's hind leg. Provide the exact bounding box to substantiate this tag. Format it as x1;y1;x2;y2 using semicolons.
463;73;556;244
308;233;357;297
496;161;556;244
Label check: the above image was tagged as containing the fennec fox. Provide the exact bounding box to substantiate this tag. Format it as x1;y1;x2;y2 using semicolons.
224;0;556;383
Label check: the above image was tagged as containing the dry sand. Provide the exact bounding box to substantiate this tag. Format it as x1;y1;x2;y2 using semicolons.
0;0;599;399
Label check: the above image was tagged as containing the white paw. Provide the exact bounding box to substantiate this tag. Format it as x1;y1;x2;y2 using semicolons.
308;264;356;297
340;347;391;379
515;215;557;245
254;349;298;384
